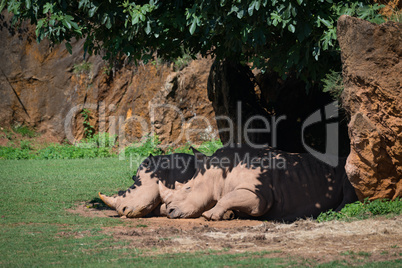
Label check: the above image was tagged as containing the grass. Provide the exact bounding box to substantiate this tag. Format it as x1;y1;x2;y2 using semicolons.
0;159;285;267
0;132;223;160
317;198;402;222
0;158;133;266
0;142;116;160
317;260;401;267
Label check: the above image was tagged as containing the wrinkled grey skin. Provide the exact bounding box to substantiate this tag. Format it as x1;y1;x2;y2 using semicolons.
99;152;198;218
160;146;358;222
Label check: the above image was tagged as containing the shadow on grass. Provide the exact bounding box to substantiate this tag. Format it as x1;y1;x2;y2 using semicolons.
88;197;112;210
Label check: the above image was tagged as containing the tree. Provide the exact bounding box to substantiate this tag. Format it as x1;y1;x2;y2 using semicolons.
1;0;384;148
1;0;383;83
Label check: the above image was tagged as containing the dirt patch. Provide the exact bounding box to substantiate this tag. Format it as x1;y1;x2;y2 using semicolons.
70;203;402;264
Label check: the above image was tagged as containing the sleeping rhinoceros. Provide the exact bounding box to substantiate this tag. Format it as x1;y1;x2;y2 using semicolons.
159;146;358;221
99;152;199;218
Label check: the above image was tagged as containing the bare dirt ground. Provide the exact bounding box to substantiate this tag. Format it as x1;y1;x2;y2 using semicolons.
71;203;402;264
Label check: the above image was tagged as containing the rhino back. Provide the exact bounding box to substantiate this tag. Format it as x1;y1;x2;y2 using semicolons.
263;154;347;221
206;146;348;221
160;153;197;188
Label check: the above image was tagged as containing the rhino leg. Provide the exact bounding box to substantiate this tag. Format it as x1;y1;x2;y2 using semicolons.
202;189;268;221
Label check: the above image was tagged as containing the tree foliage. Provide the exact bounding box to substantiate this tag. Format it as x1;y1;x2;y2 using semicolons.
1;0;384;85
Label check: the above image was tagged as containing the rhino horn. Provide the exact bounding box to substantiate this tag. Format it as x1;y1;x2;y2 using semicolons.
158;182;174;203
175;181;185;190
98;192;117;209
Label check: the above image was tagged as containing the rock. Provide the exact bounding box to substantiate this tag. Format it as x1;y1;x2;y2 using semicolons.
149;56;218;147
338;15;402;200
0;12;217;146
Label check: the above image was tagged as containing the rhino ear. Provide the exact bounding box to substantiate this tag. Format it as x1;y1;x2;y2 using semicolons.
175;181;185;190
191;147;207;161
159;181;174;203
190;146;203;156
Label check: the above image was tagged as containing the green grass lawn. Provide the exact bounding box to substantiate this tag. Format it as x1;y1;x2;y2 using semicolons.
0;158;136;267
0;159;400;267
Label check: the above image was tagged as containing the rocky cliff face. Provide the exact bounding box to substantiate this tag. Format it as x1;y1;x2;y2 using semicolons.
0;13;217;147
338;15;402;200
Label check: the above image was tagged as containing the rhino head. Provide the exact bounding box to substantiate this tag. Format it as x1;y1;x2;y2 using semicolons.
159;172;216;219
99;150;202;218
99;156;162;217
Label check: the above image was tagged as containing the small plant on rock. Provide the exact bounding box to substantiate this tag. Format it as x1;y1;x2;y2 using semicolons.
322;70;344;100
13;125;37;138
81;109;95;139
73;62;92;75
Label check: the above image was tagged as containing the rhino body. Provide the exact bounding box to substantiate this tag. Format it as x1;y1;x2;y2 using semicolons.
160;146;358;221
99;153;197;218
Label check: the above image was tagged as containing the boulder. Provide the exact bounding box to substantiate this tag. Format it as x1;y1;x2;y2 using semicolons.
338;15;402;200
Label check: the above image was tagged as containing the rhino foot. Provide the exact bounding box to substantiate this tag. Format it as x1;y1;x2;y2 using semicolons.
202;206;226;221
222;210;235;220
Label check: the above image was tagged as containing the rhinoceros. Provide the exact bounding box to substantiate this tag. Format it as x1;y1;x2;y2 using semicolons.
159;146;358;221
99;152;198;218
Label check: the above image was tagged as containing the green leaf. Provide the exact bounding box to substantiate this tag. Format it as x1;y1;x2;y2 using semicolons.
319;17;332;28
88;5;98;17
288;24;295;33
237;9;244;19
43;3;53;14
62;19;72;29
248;1;255;16
35;19;44;39
255;0;261;10
229;6;239;15
291;7;297;17
105;17;112;29
296;0;303;5
0;0;6;13
145;21;151;35
65;42;73;54
189;19;197;35
312;46;320;61
102;14;108;25
70;21;79;30
132;13;139;25
78;0;89;9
